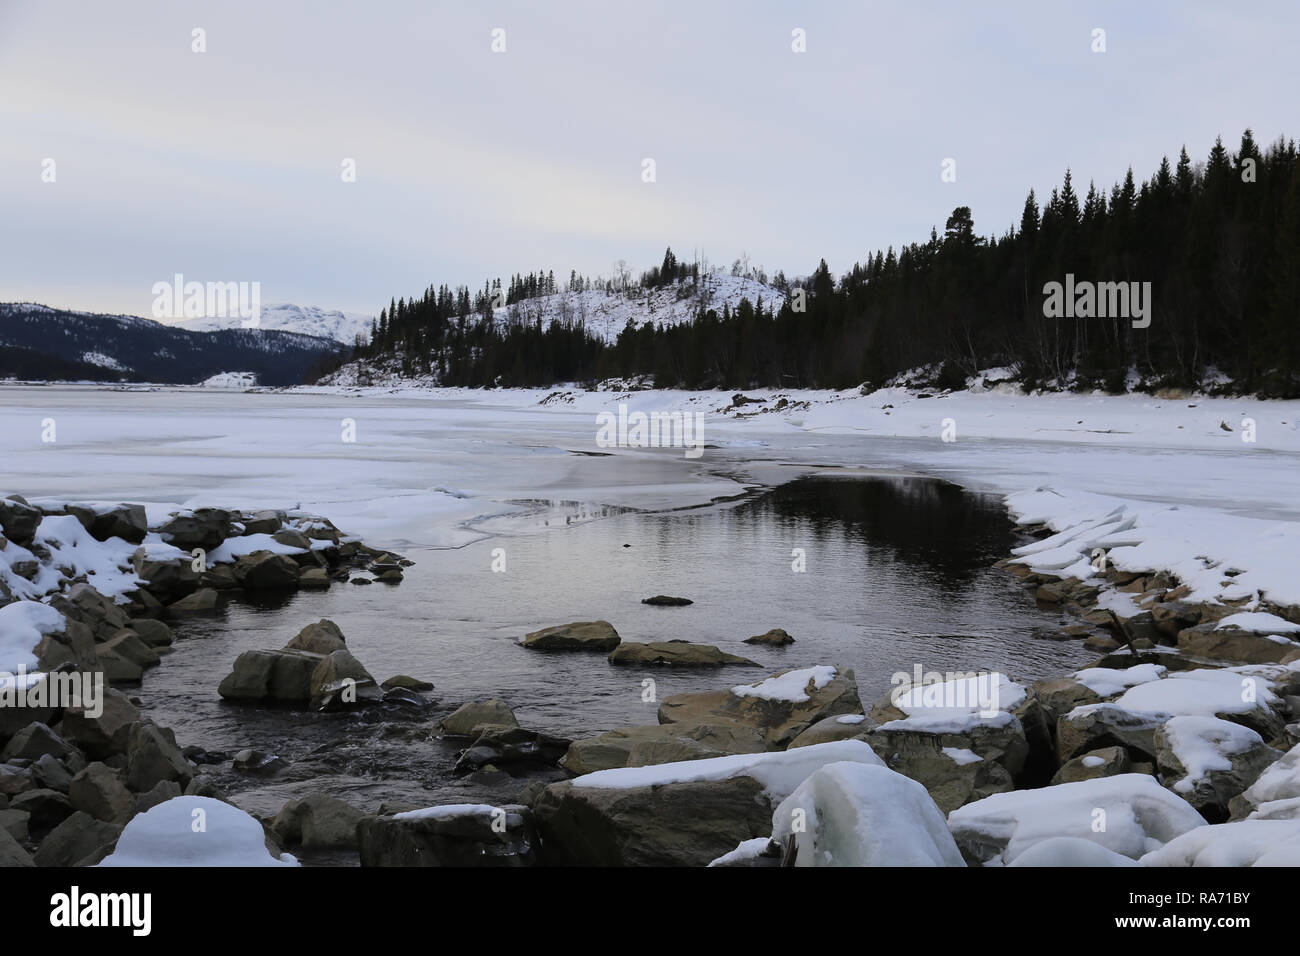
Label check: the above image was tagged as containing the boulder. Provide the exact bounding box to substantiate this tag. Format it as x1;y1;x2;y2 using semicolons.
217;648;324;703
1057;704;1165;762
607;641;758;667
95;642;143;683
0;498;42;545
167;588;218;615
30;753;74;792
641;595;693;606
34;811;122;866
1051;746;1133;785
1;722;77;763
232;551;301;590
453;725;571;774
284;619;348;655
0;807;29;843
131;554;200;600
134;780;183;815
128;618;174;648
60;688;140;759
358;804;538;866
658;665;862;749
69;762;135;824
1154;716;1282;818
240;510;284;535
100;629;160;669
381;675;434;692
298;567;331;589
865;721;1021;812
439;699;519;736
309;649;382;709
788;714;872;748
157;509;232;551
125;722;195;792
744;628;795;646
1178;621;1300;664
272;794;364;849
0;822;34;867
522;620;621;651
66;503;147;544
10;788;73;827
561;722;766;775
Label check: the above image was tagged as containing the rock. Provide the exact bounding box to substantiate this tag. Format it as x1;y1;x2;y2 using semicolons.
271;529;312;549
232;550;302;590
232;749;289;774
788;714;873;748
439;699;519;736
34;810;122;866
561;722;766;775
131;554;200;600
99;795;297;866
31;618;97;673
381;675;434;692
377;569;403;583
31;753;74;792
11;788;73;827
309;649;382;709
284;619;348;655
358;804;538;866
1178;621;1300;664
658;665;862;749
134;780;183;814
0;497;43;544
1229;742;1300;820
240;510;284;535
69;762;135;824
272;794;364;849
1154;716;1282;819
0;807;29;842
167;588;218;615
67;503;147;544
948;774;1206;865
1057;703;1165;762
607;641;759;667
298;567;331;589
744;628;795;646
0;765;34;798
521;620;620;651
865;720;1022;812
452;725;571;774
95;643;143;683
128;618;174;648
641;595;693;606
1051;746;1132;785
1;722;77;763
535;740;883;866
100;629;161;669
217;648;324;703
60;688;140;759
199;565;239;590
773;762;965;866
157;508;232;551
0;823;34;867
125;722;195;792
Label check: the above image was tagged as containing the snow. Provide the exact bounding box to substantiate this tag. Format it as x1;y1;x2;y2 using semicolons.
1073;663;1167;698
1006;836;1140;867
394;803;498;821
571;739;885;799
177;303;374;345
878;710;1019;734
891;671;1026;720
0;514;143;603
98;796;299;867
771;761;965;867
943;747;983;766
835;714;867;725
1140;819;1300;866
200;371;257;388
1112;668;1281;721
1237;743;1300;817
1215;612;1300;634
731;665;838;703
1081;755;1106;768
947;774;1206;864
206;533;307;562
707;837;772;867
1159;716;1267;794
0;600;66;672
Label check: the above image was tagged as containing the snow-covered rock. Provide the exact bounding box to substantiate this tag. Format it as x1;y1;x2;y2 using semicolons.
98;796;298;866
1140;819;1300;866
1153;716;1280;815
1231;742;1300;819
772;761;965;866
947;774;1205;865
1006;836;1141;867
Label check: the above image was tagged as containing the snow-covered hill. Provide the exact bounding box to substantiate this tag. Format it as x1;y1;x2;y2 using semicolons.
488;274;785;344
177;303;374;345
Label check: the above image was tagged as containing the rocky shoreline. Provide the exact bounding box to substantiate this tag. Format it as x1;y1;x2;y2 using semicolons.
2;491;1299;867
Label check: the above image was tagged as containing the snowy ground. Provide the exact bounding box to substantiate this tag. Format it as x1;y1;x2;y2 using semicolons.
2;380;1298;609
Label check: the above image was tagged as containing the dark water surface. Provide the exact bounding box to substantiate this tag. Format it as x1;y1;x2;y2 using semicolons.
138;474;1093;826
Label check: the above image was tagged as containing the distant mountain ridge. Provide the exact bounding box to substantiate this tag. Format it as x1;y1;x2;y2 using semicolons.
175;302;374;345
0;302;345;386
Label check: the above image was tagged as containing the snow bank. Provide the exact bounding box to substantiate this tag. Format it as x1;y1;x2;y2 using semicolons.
1113;668;1280;721
772;761;965;867
1006;836;1140;867
0;600;66;672
571;739;884;800
947;774;1205;865
98;796;298;866
1141;819;1300;866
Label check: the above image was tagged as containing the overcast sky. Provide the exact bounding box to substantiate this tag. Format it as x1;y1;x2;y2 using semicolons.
2;0;1297;319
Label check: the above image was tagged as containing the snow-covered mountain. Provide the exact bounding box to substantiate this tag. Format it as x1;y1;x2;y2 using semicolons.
176;303;374;345
486;274;785;344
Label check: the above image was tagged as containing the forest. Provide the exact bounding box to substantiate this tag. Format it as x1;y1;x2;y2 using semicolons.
353;130;1300;396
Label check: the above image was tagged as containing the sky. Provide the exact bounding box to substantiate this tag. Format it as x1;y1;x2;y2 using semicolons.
2;0;1297;319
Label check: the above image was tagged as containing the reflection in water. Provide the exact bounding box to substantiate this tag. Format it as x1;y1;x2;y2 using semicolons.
139;475;1093;829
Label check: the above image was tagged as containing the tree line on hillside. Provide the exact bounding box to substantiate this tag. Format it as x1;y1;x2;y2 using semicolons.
354;129;1300;395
